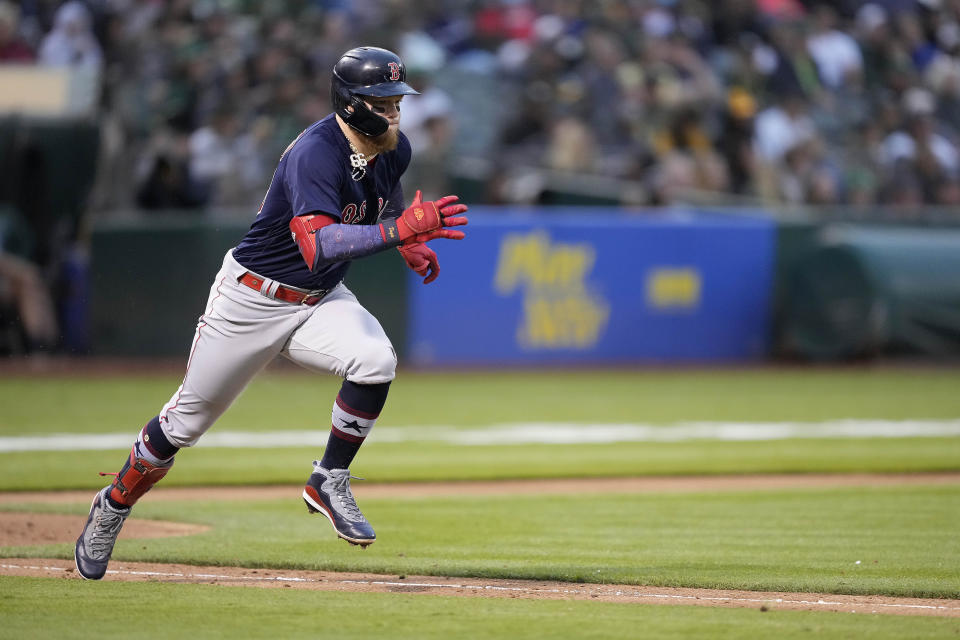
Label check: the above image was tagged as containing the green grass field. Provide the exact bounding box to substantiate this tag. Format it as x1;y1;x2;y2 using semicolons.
4;485;959;597
2;367;959;488
3;368;960;435
3;576;957;640
2;367;959;638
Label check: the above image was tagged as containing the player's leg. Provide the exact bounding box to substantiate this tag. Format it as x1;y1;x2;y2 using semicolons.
76;251;301;578
282;283;397;546
74;416;177;579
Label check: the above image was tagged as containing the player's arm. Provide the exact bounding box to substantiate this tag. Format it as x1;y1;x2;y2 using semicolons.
290;213;388;271
290;192;469;271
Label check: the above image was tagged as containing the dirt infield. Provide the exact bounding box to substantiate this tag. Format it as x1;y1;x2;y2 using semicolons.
0;512;208;547
2;473;959;617
2;558;958;617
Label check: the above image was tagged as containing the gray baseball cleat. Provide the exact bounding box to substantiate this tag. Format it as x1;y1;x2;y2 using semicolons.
303;463;375;547
74;486;130;580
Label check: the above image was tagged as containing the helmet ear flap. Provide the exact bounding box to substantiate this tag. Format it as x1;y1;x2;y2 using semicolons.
343;94;389;137
331;81;388;137
331;82;354;119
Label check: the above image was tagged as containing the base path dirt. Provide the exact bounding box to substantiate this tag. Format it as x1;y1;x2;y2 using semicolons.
1;558;958;618
0;512;208;547
2;473;959;617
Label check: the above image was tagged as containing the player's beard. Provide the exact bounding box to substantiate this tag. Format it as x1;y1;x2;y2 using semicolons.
368;125;399;154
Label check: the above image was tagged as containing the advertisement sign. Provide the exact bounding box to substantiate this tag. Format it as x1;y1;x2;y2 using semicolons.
408;209;776;365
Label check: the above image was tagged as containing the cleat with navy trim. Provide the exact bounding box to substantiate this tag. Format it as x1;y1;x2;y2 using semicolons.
302;463;375;546
74;486;130;580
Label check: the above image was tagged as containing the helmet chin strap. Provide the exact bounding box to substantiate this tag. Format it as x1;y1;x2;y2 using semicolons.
341;95;389;137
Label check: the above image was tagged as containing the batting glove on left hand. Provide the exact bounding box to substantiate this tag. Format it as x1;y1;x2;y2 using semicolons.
398;242;440;284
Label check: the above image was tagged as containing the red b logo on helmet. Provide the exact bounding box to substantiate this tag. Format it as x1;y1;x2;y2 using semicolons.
387;62;401;81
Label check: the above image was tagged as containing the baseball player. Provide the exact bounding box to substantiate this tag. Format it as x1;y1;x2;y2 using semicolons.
74;46;469;580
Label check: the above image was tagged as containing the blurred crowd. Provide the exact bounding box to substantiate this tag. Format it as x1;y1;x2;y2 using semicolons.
2;0;960;212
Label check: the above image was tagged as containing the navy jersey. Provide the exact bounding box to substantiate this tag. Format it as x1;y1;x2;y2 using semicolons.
233;114;410;290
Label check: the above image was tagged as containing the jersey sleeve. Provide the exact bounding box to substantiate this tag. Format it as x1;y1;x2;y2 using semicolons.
283;134;345;219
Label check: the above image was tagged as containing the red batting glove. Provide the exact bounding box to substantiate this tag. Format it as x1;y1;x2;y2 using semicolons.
398;242;440;284
380;190;469;245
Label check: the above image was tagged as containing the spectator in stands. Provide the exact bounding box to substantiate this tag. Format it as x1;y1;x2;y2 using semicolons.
717;87;758;195
187;106;244;207
880;87;960;203
0;250;58;354
752;89;821;204
60;0;960;211
806;4;864;91
648;105;729;203
763;18;823;101
778;138;841;205
37;1;103;70
0;1;34;63
841;119;885;206
135;130;207;212
136;155;205;211
926;43;960;132
881;159;925;209
546;114;598;173
753;90;817;165
896;10;939;73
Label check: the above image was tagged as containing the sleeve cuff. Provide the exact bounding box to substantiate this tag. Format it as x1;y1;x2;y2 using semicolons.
379;219;402;246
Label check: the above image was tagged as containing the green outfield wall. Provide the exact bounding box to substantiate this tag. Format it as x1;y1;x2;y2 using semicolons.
83;211;960;362
88;216;407;358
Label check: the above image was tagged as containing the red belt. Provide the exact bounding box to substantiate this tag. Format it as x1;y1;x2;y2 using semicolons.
239;272;328;306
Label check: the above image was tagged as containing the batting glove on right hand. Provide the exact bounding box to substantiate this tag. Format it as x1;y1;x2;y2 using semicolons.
384;190;469;245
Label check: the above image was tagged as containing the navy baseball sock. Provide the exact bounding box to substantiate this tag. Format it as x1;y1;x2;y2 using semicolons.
138;416;179;463
319;380;390;470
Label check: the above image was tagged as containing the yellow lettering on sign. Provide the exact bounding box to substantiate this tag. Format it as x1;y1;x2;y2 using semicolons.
494;231;609;350
494;231;595;293
520;293;610;349
646;268;701;310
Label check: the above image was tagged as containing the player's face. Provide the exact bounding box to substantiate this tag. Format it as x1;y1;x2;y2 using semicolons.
365;96;403;124
364;96;403;152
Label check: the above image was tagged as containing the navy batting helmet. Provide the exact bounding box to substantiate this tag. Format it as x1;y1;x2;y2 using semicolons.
331;46;419;137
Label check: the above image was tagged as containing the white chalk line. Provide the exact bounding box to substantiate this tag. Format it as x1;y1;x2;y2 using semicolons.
1;562;957;614
2;419;960;452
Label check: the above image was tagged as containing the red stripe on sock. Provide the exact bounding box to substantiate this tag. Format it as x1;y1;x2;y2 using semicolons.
139;427;166;460
329;426;366;444
335;395;380;420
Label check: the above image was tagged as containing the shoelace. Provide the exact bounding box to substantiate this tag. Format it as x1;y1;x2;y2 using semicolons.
88;508;126;559
328;471;365;522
